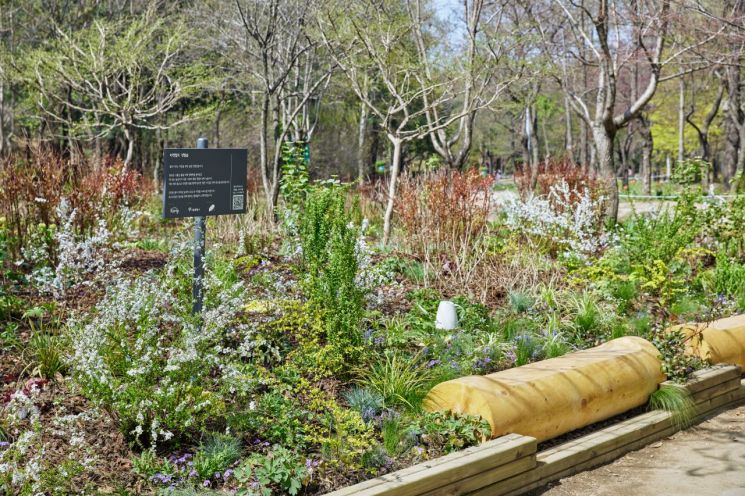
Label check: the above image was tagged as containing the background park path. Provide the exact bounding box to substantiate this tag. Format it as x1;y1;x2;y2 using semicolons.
533;405;745;496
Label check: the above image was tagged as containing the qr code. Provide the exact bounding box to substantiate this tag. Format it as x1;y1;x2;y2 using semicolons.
232;194;244;210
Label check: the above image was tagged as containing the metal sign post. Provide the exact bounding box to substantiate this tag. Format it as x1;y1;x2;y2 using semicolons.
162;137;248;319
193;137;208;315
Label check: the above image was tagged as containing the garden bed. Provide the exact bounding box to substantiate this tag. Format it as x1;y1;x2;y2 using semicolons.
325;365;744;496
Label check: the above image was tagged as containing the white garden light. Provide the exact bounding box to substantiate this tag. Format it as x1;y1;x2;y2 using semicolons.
435;300;459;330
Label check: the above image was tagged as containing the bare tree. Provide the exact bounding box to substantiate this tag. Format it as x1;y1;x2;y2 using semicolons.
686;70;724;188
200;0;334;217
535;0;723;220
18;8;194;167
320;0;510;244
409;0;506;169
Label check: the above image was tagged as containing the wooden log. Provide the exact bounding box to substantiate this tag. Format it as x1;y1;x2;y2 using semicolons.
674;315;745;369
424;337;664;442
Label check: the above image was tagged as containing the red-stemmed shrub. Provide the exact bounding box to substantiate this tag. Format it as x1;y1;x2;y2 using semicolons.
514;158;604;206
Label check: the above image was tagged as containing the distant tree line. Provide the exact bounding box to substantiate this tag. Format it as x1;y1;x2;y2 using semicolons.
1;0;744;223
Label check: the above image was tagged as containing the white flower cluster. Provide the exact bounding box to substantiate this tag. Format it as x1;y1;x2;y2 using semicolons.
24;198;115;298
0;386;99;493
66;251;254;447
504;180;609;258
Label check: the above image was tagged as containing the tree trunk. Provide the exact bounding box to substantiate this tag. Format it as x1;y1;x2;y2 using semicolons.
579;120;588;170
666;155;672;181
678;78;685;165
640;121;653;195
591;124;618;222
0;81;4;157
259;93;272;215
382;137;402;246
541;116;551;162
737;123;745;191
564;95;573;160
524;106;540;190
214;104;222;149
724;65;743;190
357;101;368;183
123;126;135;167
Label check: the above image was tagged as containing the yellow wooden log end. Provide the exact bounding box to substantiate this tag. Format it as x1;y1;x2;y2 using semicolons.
675;314;745;369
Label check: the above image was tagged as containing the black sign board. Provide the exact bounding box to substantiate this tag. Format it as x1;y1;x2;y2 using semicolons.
162;148;247;218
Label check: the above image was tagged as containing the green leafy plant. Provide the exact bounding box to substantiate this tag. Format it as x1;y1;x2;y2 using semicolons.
64;253;244;447
382;416;409;455
235;445;307;496
508;291;534;313
406;411;490;454
26;331;65;379
133;449;175;478
299;185;366;373
713;252;745;308
280;141;310;210
343;387;385;422
651;327;705;383
193;434;242;480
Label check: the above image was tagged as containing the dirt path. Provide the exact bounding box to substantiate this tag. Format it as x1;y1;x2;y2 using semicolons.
534;405;745;496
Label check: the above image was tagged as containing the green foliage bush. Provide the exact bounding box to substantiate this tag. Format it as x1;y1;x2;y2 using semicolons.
405;411;490;454
299;184;366;373
356;351;432;411
651;327;705;383
713;252;745;308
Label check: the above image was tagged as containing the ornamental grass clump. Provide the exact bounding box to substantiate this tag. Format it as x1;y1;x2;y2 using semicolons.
649;384;695;430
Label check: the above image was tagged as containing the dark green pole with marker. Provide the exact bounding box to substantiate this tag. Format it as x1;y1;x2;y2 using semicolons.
193;137;208;315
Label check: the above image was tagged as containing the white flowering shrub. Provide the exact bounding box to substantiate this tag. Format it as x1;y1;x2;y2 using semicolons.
65;251;251;448
22;198;114;298
504;180;608;258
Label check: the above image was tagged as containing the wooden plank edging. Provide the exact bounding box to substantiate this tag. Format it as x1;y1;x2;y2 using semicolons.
323;434;536;496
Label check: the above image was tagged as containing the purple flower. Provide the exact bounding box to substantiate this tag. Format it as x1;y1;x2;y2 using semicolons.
0;441;9;448
188;469;198;478
505;350;517;364
203;479;211;487
427;359;440;368
150;473;173;484
214;472;221;479
223;469;234;479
